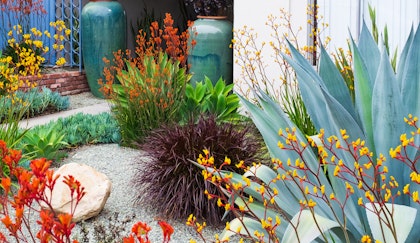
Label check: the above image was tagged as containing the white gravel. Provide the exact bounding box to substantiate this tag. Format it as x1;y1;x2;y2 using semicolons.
3;92;225;242
65;144;223;242
67;92;108;110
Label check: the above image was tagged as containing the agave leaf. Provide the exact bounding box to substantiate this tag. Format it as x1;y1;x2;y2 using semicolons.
396;26;414;87
195;83;207;102
319;44;357;122
283;50;366;145
366;203;416;243
240;92;344;222
239;94;295;158
282;49;362;142
220;217;269;242
213;77;225;96
400;24;420;121
233;196;288;234
357;22;381;85
282;210;341;243
396;25;420;204
372;46;407;197
350;36;375;151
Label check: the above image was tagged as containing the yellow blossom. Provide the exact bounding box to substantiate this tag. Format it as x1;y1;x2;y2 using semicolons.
365;191;375;202
403;184;410;194
361;235;372;243
413;191;419;203
410;172;420;184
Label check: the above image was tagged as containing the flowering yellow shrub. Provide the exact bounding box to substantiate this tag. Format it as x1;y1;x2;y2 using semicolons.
0;55;19;96
5;20;70;78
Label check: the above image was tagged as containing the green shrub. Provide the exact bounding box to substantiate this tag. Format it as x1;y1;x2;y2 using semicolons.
23;112;120;155
54;112;120;147
179;76;243;124
107;52;189;147
133;116;265;225
19;123;68;162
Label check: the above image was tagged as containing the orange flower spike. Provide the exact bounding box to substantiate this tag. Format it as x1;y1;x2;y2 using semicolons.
123;236;136;243
0;140;8;156
57;213;76;237
63;175;86;202
8;149;22;166
45;170;58;189
158;220;174;243
1;216;13;231
0;232;6;242
132;221;152;236
1;177;11;194
30;158;51;178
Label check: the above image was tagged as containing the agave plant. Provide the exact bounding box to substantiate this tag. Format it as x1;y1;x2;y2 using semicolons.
197;23;420;242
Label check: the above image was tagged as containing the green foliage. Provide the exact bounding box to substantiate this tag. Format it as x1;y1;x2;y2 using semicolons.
130;5;163;49
0;87;70;121
110;52;189;147
0;98;28;149
205;23;420;242
54;112;120;147
133;116;265;225
18;87;70;115
333;44;354;103
280;77;317;136
368;3;398;71
18;123;68;162
24;112;120;155
179;76;242;124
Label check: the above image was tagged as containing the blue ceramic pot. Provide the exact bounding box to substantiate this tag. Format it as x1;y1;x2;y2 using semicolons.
188;16;233;86
81;0;126;98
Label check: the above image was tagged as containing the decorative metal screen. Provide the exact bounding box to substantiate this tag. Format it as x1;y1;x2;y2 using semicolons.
55;0;82;70
0;0;82;70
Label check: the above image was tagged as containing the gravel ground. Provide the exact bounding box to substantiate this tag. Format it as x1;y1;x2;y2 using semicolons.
4;92;224;242
67;92;108;110
64;144;223;242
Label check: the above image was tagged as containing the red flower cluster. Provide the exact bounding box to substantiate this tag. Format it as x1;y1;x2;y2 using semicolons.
123;220;174;243
0;140;84;242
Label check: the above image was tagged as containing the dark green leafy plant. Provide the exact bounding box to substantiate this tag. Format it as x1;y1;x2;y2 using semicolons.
179;76;242;124
133;115;265;225
19;123;68;162
130;5;163;50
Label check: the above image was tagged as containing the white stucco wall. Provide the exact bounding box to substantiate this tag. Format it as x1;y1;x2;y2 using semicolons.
233;0;308;97
318;0;420;54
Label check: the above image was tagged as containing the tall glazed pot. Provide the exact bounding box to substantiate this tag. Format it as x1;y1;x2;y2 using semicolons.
188;16;233;86
81;0;126;98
